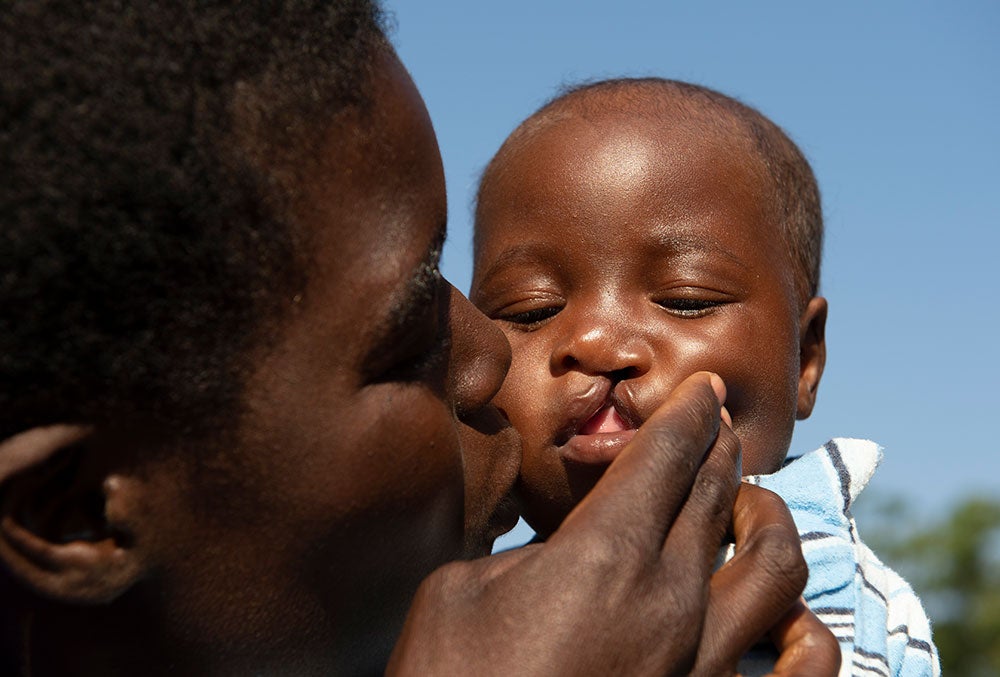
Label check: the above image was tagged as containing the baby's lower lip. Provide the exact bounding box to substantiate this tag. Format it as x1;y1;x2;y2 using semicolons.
560;429;637;465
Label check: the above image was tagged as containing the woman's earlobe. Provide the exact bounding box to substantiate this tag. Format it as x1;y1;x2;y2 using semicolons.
796;296;828;420
0;425;144;604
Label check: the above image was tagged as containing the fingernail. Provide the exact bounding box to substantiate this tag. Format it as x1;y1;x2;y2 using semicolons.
720;405;733;427
708;372;727;405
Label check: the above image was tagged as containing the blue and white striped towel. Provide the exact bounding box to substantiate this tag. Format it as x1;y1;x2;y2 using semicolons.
738;438;939;677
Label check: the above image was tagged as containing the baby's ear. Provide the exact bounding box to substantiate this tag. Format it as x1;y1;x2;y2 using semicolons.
0;425;146;604
796;296;828;420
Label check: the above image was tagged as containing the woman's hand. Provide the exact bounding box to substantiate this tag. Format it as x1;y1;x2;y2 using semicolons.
691;483;841;675
390;373;835;675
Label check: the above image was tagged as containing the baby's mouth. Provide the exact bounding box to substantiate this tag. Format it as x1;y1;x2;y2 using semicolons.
559;396;639;465
578;404;632;435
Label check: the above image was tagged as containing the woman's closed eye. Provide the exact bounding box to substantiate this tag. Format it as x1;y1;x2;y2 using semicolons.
365;267;451;386
389;333;451;382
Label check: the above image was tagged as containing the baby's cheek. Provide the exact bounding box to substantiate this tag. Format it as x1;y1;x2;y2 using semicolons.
729;409;793;477
494;342;548;432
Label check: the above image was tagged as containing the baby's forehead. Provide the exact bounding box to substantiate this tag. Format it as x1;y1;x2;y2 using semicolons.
492;91;766;188
475;91;791;272
484;107;774;230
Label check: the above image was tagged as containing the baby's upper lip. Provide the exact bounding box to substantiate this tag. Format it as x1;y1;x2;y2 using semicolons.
555;380;642;445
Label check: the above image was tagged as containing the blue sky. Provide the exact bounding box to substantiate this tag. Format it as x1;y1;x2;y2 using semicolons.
384;1;999;544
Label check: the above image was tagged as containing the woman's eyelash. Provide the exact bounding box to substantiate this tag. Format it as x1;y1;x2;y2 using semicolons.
405;332;451;378
376;324;450;383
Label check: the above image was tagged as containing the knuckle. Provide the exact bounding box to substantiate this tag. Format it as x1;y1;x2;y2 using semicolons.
667;584;706;626
821;628;843;671
652;555;710;625
689;469;735;522
556;527;660;599
568;529;637;574
418;560;473;597
715;425;741;463
752;523;808;595
686;438;740;514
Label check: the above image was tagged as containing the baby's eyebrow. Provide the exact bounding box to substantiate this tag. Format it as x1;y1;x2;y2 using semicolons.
646;231;749;269
478;233;748;286
475;243;554;285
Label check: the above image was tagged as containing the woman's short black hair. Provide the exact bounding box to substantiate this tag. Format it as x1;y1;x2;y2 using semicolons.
1;1;385;440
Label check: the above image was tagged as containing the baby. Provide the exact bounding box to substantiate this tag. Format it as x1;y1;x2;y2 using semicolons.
470;78;938;676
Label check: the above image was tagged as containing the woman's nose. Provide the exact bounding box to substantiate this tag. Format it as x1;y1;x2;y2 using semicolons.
550;305;653;380
447;284;512;418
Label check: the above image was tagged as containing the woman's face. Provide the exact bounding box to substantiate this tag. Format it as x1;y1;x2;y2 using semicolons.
141;49;520;669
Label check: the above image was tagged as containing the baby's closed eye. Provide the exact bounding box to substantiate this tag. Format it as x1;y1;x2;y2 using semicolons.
494;302;563;330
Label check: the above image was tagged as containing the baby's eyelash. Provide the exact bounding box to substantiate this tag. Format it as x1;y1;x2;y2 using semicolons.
498;306;561;328
656;298;723;317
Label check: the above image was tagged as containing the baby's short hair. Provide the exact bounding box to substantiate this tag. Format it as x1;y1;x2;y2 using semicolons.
1;1;384;440
478;78;822;306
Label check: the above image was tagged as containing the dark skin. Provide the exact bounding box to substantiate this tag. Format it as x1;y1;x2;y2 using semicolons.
469;93;836;672
395;375;840;676
0;48;838;675
472;100;828;538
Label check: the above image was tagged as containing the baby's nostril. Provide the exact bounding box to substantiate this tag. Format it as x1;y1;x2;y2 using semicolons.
559;354;579;371
610;366;638;382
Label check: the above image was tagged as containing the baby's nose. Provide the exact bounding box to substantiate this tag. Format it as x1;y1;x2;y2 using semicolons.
550;319;653;380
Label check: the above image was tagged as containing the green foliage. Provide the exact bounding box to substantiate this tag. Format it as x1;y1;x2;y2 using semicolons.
857;495;1000;676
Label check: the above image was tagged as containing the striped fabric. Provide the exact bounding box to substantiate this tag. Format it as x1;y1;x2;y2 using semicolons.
739;439;940;677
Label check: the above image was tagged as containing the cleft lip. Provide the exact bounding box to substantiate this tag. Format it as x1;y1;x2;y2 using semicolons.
554;380;612;446
609;381;644;430
552;378;650;466
553;379;644;446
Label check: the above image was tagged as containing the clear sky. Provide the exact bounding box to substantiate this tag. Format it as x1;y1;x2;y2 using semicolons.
384;1;999;545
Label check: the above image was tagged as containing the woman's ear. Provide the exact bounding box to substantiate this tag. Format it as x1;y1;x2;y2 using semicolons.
796;296;828;420
0;425;146;604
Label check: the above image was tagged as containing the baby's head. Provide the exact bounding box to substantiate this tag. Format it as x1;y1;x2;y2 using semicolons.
471;78;827;537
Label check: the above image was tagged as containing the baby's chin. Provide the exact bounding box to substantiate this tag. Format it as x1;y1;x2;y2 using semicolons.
518;461;609;539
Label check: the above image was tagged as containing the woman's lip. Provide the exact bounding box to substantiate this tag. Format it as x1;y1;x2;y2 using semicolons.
560;429;637;465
